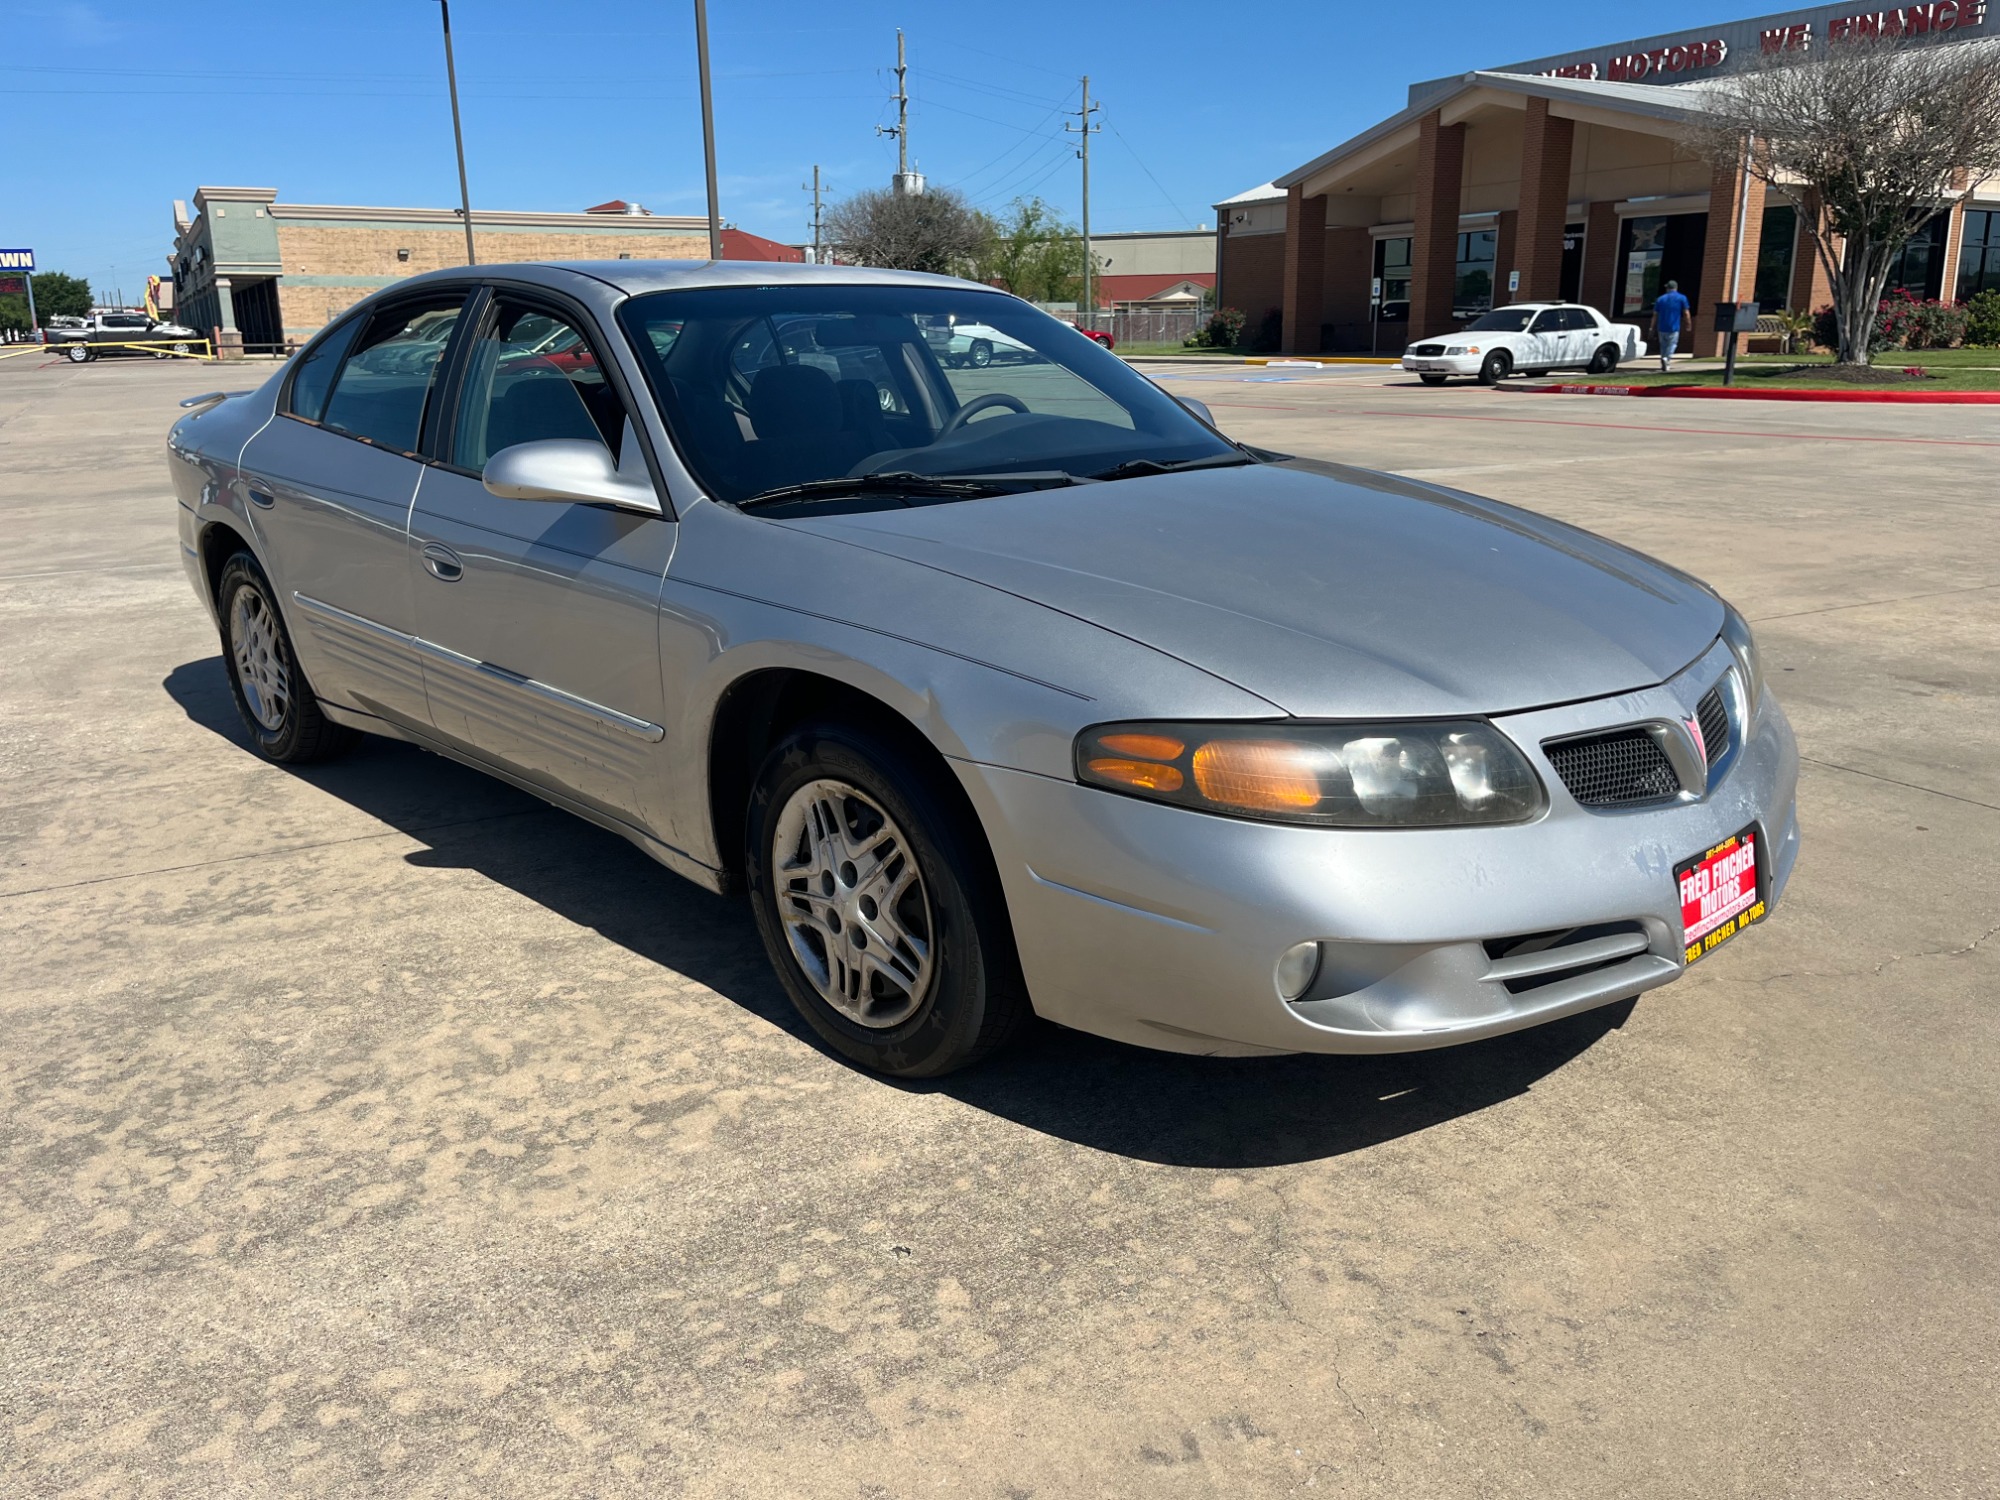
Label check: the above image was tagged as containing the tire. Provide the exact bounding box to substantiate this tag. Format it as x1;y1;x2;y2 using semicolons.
746;721;1027;1077
215;553;355;764
66;343;92;363
1477;350;1511;385
1419;373;1448;386
1587;343;1621;375
969;339;993;368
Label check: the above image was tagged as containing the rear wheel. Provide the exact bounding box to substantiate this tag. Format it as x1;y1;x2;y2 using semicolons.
968;339;993;368
66;343;92;363
1587;343;1621;375
746;721;1027;1077
216;553;355;764
1477;350;1511;386
1419;373;1448;386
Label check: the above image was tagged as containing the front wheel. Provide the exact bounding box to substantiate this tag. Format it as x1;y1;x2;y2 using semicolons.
216;554;355;763
1587;343;1621;375
1477;350;1511;386
1419;373;1448;386
746;722;1027;1077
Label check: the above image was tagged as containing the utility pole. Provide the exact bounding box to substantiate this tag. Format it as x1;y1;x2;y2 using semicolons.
437;0;477;265
878;30;919;194
694;0;723;259
804;164;824;263
1065;77;1101;327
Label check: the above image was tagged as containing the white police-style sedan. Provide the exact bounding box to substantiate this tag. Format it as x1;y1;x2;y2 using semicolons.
1402;303;1649;386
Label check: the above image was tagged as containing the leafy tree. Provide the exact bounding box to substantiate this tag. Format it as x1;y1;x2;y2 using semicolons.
1688;35;2000;365
0;270;95;335
823;185;991;276
975;198;1091;303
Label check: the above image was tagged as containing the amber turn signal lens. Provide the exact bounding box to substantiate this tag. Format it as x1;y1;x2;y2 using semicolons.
1097;731;1186;761
1085;757;1185;793
1191;739;1322;811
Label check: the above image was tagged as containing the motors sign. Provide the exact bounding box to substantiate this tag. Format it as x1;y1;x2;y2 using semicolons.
0;249;35;273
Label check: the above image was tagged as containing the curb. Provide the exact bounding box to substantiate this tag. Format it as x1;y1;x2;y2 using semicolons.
1248;355;1403;367
1505;382;2000;405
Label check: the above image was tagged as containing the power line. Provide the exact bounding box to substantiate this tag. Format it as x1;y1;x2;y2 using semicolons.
1105;118;1199;230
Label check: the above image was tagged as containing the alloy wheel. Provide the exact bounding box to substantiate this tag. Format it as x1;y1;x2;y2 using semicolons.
770;777;935;1028
229;584;292;732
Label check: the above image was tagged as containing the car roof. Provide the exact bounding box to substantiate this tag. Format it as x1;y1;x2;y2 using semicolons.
389;259;1001;298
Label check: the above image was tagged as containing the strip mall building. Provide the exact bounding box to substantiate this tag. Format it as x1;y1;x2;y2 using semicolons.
1214;2;2000;355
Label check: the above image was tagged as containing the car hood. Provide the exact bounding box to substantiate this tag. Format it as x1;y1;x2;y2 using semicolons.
795;459;1723;717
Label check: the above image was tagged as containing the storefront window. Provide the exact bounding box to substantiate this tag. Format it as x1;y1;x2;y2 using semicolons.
1754;204;1797;311
1454;230;1495;319
1620;216;1667;315
1957;210;2000;302
1885;211;1949;299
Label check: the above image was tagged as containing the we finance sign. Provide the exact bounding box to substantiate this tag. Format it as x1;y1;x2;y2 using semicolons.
0;249;35;272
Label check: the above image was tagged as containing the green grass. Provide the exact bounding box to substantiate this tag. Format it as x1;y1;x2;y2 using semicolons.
1116;341;1239;357
1737;348;2000;368
1559;363;2000;391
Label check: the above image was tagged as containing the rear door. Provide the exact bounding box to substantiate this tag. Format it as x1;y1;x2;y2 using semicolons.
1558;307;1598;365
407;288;676;828
237;289;471;727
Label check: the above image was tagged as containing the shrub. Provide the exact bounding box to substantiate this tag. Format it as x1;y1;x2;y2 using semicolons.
1191;305;1246;349
1966;289;2000;347
1812;292;1966;356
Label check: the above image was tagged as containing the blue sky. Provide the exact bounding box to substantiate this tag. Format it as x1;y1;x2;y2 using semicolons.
7;0;1692;301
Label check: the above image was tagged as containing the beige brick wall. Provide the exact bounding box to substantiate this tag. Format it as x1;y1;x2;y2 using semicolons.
272;222;709;336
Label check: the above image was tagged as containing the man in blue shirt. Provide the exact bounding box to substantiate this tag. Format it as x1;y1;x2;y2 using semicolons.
1653;281;1691;371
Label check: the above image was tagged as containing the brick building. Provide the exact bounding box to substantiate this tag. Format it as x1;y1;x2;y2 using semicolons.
1214;1;2000;355
168;187;712;352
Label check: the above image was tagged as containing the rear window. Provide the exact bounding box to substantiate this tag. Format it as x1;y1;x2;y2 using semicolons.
319;296;468;455
284;318;361;424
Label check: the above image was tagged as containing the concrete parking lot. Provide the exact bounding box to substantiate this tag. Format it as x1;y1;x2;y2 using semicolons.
3;352;1995;1498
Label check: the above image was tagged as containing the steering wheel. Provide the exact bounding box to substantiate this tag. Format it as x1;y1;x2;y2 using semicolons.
939;392;1029;436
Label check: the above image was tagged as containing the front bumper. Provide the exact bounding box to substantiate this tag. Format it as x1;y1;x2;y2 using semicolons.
959;637;1800;1056
1401;353;1486;376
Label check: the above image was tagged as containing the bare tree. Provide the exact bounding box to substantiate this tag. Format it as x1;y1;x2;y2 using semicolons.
823;186;992;276
1687;35;2000;364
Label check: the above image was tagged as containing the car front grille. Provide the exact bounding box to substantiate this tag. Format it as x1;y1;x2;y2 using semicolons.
1696;684;1730;765
1545;727;1681;806
1411;343;1446;356
1483;921;1653;995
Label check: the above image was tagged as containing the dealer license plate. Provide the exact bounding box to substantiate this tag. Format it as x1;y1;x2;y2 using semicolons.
1676;825;1767;966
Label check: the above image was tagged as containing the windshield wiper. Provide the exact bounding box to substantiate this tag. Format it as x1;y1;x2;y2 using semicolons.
1087;451;1257;483
735;470;1079;511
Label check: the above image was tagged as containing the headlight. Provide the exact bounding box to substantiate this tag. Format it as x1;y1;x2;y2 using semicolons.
1719;603;1763;715
1075;721;1544;828
1445;345;1466;356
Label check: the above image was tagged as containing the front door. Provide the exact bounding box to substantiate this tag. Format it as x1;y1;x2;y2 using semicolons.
238;291;470;728
407;291;676;828
1524;308;1567;369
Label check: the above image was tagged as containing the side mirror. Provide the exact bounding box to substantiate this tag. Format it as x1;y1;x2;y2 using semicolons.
1175;394;1215;426
482;438;662;516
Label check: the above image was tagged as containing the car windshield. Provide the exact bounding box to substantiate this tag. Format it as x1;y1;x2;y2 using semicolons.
617;285;1236;505
1461;309;1538;332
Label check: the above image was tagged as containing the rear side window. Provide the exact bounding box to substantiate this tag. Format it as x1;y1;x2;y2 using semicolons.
284;318;361;424
1562;307;1595;331
320;295;468;455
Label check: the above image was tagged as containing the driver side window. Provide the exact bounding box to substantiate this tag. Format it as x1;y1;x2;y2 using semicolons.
926;322;1134;430
1530;310;1564;333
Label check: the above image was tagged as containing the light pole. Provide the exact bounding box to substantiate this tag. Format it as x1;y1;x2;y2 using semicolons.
438;0;476;265
695;0;723;260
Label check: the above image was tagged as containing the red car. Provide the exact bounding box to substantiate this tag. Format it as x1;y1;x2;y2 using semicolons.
1079;327;1116;349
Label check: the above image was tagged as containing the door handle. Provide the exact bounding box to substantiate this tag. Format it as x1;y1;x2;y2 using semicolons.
246;486;275;509
421;543;464;582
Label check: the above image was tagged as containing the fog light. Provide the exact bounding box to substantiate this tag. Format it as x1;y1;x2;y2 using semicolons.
1275;941;1321;1001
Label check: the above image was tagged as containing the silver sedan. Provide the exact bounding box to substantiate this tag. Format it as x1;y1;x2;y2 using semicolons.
167;262;1799;1076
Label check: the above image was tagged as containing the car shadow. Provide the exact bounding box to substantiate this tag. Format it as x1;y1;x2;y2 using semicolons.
165;656;1632;1169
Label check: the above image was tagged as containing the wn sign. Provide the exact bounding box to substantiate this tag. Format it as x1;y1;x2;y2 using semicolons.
0;249;35;272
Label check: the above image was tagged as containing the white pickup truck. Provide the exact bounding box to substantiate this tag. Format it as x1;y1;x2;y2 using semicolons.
1401;302;1648;385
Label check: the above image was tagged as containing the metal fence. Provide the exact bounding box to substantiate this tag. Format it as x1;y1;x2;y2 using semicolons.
1108;306;1202;346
